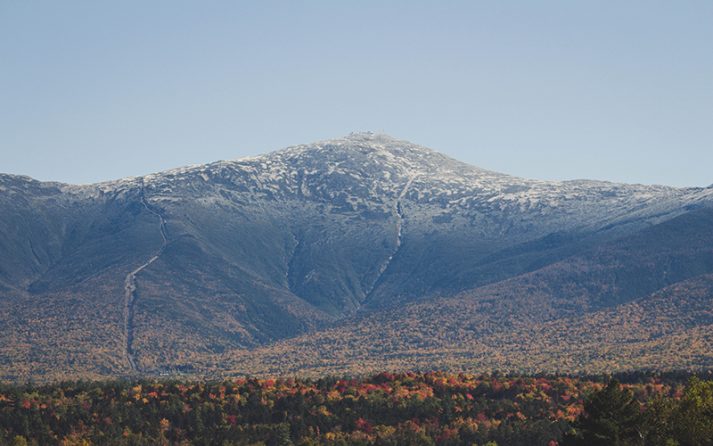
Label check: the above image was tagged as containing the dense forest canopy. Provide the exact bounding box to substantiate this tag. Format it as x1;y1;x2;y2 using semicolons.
1;371;712;445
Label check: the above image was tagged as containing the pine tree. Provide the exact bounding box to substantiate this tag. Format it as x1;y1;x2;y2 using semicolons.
672;377;713;446
562;380;643;446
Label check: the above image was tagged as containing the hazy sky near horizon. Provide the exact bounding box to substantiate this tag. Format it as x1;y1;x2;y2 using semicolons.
1;1;712;187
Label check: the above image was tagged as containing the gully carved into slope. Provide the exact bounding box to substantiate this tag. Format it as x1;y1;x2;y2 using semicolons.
122;187;168;373
362;173;417;303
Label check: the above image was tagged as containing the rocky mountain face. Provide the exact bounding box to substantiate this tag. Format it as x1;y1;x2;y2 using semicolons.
1;132;712;381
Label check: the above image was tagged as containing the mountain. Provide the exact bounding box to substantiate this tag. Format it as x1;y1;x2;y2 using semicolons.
1;132;712;381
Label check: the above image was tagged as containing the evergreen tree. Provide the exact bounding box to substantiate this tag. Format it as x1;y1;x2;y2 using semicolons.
641;394;677;445
672;377;713;446
269;423;294;446
563;380;643;446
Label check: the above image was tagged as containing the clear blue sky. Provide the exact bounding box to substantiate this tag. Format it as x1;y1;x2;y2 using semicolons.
1;1;711;187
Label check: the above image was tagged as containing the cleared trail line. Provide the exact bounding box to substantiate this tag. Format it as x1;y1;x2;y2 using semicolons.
363;173;417;304
123;188;168;372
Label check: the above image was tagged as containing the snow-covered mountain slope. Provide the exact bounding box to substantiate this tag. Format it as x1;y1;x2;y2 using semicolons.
55;132;708;226
0;133;712;380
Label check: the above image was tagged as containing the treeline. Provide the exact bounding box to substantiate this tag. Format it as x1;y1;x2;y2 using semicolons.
0;372;711;445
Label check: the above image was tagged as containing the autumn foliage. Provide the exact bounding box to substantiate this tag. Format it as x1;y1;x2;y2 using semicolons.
0;372;710;445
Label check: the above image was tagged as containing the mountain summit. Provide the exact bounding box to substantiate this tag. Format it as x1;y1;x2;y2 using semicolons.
1;135;712;381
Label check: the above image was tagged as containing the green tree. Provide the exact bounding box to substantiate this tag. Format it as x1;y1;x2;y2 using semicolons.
672;377;713;446
641;394;677;445
563;380;643;446
269;423;294;446
11;436;28;446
